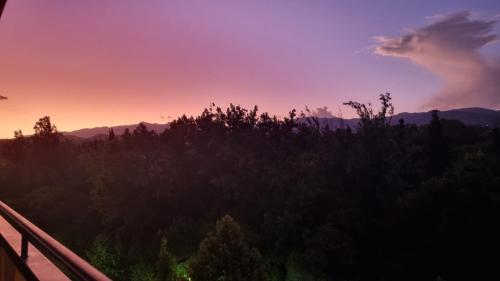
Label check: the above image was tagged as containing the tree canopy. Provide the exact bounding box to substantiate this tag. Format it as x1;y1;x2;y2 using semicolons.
0;95;499;281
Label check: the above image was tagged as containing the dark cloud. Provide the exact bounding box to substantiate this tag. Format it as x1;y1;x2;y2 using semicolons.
307;106;334;118
375;11;500;110
0;95;7;100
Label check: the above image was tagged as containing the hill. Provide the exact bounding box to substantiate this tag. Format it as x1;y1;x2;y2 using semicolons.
62;108;500;139
63;122;168;139
314;107;500;129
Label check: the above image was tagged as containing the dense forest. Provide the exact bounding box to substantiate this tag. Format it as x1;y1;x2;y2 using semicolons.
1;93;499;281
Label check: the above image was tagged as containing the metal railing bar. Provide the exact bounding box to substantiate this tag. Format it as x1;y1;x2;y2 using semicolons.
0;201;112;281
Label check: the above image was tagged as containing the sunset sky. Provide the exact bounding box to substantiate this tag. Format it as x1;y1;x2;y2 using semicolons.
0;0;499;138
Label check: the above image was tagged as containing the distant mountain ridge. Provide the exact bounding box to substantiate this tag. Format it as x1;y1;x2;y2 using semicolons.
63;108;500;139
314;107;500;129
63;122;169;139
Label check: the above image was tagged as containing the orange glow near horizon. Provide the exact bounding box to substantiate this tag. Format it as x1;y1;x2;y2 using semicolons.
0;1;346;137
1;1;499;138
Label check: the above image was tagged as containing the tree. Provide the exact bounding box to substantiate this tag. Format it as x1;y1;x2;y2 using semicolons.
428;110;447;175
189;215;268;281
156;237;177;281
108;128;116;141
33;116;58;136
33;116;61;145
343;92;394;129
122;128;132;141
134;122;157;139
86;236;125;280
1;130;28;164
14;130;23;139
492;127;500;154
3;101;500;280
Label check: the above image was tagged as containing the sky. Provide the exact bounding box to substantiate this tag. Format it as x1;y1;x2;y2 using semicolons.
0;0;499;137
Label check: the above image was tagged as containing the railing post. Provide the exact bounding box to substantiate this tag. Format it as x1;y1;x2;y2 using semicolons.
21;234;28;260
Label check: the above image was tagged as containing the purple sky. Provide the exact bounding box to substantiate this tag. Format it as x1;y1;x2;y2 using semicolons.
0;0;499;137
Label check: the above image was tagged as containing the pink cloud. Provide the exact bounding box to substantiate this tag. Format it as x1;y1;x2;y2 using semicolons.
375;11;500;110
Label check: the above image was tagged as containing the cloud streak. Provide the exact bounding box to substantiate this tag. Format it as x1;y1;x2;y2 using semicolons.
375;11;500;110
0;95;7;100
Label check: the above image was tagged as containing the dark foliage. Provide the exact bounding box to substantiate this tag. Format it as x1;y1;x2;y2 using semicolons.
190;215;267;281
0;96;499;281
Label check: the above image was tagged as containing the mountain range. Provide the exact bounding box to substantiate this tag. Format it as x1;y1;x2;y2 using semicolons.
63;107;500;139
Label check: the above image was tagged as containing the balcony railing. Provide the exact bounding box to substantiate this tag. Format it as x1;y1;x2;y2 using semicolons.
0;201;112;281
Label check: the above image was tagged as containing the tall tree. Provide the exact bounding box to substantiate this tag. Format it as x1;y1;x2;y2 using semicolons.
428;110;447;175
33;116;61;145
